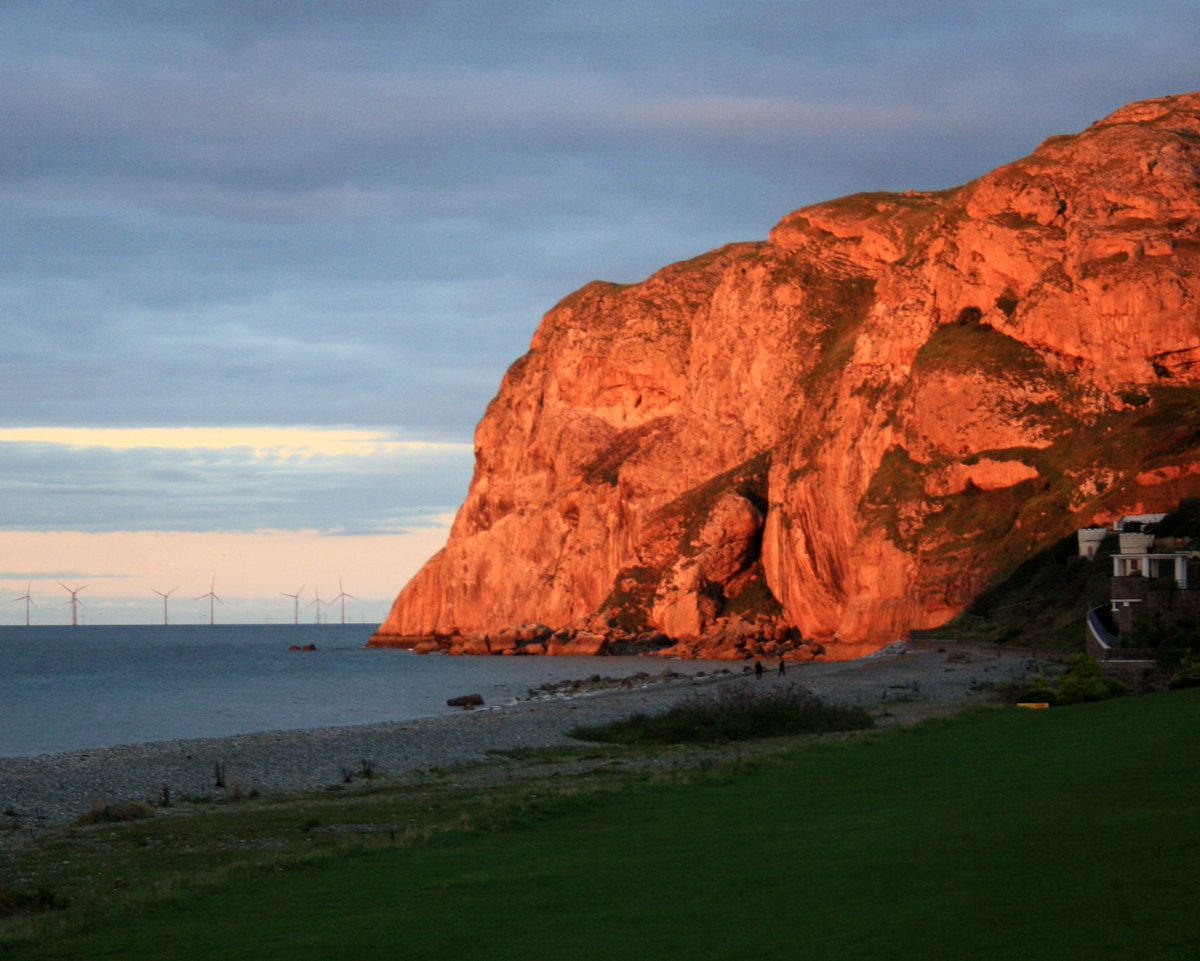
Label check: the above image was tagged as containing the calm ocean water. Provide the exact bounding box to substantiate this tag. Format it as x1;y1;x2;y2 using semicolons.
0;624;728;758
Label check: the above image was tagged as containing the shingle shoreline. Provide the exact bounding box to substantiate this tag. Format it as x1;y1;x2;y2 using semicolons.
0;646;1039;826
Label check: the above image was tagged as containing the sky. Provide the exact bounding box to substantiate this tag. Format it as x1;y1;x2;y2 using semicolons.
1;1;1196;625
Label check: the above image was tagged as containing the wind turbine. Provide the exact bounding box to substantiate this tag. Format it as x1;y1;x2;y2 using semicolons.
59;582;86;626
308;586;330;625
330;576;356;625
152;587;177;626
280;585;304;625
196;577;222;625
13;582;35;626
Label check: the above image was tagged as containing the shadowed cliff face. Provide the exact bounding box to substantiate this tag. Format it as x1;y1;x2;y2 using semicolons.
373;92;1200;659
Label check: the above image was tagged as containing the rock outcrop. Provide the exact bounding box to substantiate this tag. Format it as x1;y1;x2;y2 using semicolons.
372;93;1200;659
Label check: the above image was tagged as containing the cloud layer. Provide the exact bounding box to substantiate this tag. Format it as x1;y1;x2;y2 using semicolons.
5;2;1194;432
0;427;471;533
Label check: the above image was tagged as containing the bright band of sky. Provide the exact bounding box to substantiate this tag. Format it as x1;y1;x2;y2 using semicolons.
0;427;471;460
0;527;454;626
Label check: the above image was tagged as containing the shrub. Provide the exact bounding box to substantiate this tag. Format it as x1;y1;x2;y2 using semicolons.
0;884;67;918
1123;614;1200;666
1170;652;1200;689
1006;656;1130;706
1055;654;1130;705
76;800;155;825
1011;675;1058;706
569;684;874;745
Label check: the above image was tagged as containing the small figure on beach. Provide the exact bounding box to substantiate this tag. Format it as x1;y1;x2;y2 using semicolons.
778;659;786;677
754;660;764;680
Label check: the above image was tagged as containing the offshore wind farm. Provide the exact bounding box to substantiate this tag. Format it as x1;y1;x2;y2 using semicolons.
4;577;375;626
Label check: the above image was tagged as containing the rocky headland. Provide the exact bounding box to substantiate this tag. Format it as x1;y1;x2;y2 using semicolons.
372;92;1200;660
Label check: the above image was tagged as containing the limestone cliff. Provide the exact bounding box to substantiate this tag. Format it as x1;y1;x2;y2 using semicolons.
372;92;1200;660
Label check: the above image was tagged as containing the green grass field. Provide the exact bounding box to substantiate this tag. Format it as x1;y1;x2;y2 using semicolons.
4;691;1198;960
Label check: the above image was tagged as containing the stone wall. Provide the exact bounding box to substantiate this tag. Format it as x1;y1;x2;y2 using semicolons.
1111;576;1200;635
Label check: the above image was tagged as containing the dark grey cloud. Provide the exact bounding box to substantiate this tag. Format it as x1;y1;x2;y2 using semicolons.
0;441;471;533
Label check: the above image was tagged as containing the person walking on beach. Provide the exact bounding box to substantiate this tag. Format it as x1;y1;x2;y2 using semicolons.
778;659;786;677
754;660;764;680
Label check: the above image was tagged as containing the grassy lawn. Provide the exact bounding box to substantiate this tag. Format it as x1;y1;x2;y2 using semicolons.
4;691;1198;960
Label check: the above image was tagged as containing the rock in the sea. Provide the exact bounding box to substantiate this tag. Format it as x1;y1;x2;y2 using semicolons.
446;694;484;709
372;92;1200;658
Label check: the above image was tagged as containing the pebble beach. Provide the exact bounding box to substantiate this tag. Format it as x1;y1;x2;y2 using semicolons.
1;645;1045;827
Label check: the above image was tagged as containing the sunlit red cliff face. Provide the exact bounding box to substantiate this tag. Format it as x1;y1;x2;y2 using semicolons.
372;93;1200;660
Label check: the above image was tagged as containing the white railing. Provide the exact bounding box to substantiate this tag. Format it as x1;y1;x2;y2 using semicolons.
1087;605;1116;653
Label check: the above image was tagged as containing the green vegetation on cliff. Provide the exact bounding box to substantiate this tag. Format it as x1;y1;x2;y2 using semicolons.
866;380;1200;642
913;531;1116;649
918;499;1200;651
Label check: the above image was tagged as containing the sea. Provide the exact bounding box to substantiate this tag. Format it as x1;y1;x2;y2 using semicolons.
0;624;733;758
